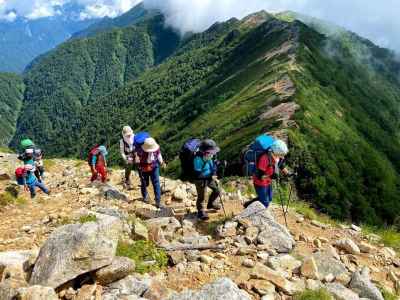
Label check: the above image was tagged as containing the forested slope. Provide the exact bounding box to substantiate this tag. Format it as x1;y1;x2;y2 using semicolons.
0;73;25;146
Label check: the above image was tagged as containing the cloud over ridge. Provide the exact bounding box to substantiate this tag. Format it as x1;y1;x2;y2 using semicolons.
0;0;399;51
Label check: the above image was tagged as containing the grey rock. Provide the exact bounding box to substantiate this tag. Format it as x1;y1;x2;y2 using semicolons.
326;283;360;300
95;257;135;285
235;202;295;253
334;239;361;255
312;250;347;278
166;277;251;300
102;184;130;202
107;275;151;297
30;214;123;288
349;268;384;300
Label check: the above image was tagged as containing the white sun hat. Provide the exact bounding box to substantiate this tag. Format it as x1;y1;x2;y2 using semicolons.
142;138;160;153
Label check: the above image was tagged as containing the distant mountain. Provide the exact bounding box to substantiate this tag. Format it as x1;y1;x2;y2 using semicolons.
0;73;24;146
12;10;400;226
0;3;98;73
72;3;160;39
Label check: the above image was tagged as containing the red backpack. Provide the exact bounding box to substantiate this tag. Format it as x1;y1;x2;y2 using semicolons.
15;167;26;185
87;145;99;166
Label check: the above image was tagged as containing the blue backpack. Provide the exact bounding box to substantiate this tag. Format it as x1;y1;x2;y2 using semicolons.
243;135;275;176
134;132;150;148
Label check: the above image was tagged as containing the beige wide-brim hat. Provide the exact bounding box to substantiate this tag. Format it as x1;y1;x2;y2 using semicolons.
122;126;134;137
142;137;160;153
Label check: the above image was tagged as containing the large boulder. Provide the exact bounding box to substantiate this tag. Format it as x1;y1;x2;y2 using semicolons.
334;239;361;255
102;184;130;202
349;268;384;300
234;202;295;253
312;250;347;278
95;257;135;285
166;278;251;300
29;214;123;288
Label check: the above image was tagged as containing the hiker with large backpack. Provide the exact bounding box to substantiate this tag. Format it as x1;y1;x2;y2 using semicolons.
244;136;290;208
88;139;108;183
16;161;50;199
193;139;222;220
179;138;201;181
137;137;166;209
120;126;136;190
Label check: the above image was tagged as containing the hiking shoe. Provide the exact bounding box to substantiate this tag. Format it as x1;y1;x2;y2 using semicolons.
156;203;166;209
142;196;150;204
197;211;209;221
207;201;221;210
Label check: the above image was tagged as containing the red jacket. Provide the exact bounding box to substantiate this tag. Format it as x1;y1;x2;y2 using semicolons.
253;154;276;187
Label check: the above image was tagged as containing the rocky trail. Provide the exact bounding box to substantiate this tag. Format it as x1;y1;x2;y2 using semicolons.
0;152;399;299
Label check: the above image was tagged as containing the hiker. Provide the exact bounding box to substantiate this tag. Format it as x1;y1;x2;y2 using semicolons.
34;149;45;182
137;137;165;209
247;139;289;209
194;139;222;220
89;140;108;183
17;163;50;199
120;126;136;189
17;139;35;163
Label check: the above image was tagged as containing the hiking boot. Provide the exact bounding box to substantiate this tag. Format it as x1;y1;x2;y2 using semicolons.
156;203;165;209
207;201;221;210
197;211;209;221
142;196;149;204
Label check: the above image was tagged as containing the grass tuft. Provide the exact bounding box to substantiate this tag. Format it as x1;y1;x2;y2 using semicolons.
0;191;27;207
362;225;400;251
294;289;333;300
79;214;97;224
116;240;168;274
380;287;397;300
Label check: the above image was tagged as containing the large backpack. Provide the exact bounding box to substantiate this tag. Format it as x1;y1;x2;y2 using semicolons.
87;145;100;166
179;138;201;179
243;134;275;177
134;132;150;149
15;167;26;185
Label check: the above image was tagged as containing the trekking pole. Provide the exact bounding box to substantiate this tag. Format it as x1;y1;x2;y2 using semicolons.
277;177;289;228
216;180;228;218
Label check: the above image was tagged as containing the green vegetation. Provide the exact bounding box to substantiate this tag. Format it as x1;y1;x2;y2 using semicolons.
43;159;56;171
0;191;27;207
116;240;168;274
79;214;98;224
294;289;333;300
0;73;24;146
380;287;398;300
362;225;400;251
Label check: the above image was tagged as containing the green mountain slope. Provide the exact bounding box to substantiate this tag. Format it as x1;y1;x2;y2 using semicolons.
13;12;400;225
12;14;181;156
0;73;25;146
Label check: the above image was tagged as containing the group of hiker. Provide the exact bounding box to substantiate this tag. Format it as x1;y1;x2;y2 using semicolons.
15;126;290;220
15;139;50;199
85;126;291;220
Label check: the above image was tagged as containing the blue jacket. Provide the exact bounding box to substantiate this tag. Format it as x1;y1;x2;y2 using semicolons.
193;156;216;179
23;160;37;185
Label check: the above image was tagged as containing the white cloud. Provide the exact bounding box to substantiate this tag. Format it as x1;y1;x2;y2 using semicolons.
0;0;399;51
143;0;400;51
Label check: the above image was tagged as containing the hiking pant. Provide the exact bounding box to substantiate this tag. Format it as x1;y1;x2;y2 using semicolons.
195;179;220;213
28;180;49;198
124;162;135;184
91;164;107;183
139;167;161;205
254;184;273;208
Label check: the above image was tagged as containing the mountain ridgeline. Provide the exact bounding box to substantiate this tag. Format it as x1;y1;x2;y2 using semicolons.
10;7;400;226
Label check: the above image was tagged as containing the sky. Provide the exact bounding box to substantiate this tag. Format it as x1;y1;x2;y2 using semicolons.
0;0;399;51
